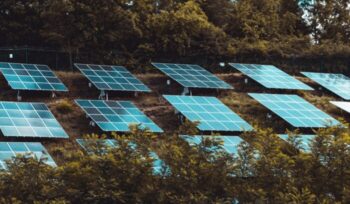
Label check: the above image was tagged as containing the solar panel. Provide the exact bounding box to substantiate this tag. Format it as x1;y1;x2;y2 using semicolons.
0;62;68;92
0;102;68;138
0;142;56;169
75;100;163;133
152;63;233;89
181;135;244;155
229;63;313;90
76;139;166;174
164;95;253;132
75;63;151;92
301;72;350;100
249;93;340;128
330;101;350;113
279;134;315;152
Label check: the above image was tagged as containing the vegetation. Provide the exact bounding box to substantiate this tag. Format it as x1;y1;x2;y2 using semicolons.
0;0;349;71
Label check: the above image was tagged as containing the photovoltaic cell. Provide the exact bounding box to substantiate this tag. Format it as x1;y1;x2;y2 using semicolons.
181;135;244;155
75;63;151;92
0;62;68;91
75;100;163;133
76;139;166;174
0;102;68;138
164;95;253;132
249;93;340;128
330;101;350;113
301;72;350;100
229;63;313;90
279;134;316;152
152;63;233;89
0;142;56;169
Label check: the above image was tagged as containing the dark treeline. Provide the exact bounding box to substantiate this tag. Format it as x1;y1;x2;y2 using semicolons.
0;0;349;72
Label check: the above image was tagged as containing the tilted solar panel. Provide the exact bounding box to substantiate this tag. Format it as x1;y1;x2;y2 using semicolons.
181;135;244;155
0;102;68;138
76;139;166;174
301;72;350;100
229;63;313;90
0;62;68;92
279;134;316;152
330;101;350;113
152;63;233;89
75;63;151;92
164;95;253;132
0;142;56;169
249;93;340;128
75;100;163;133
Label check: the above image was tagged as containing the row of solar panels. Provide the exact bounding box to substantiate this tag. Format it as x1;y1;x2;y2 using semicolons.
0;134;312;170
0;62;349;101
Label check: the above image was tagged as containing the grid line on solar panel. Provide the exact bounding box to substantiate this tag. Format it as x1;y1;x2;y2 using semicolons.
279;134;315;152
301;72;350;100
75;63;151;92
152;63;233;89
229;63;313;90
0;142;56;169
330;101;350;113
75;100;163;133
181;135;243;155
164;95;253;132
0;101;68;138
249;93;340;128
76;139;165;174
0;62;68;91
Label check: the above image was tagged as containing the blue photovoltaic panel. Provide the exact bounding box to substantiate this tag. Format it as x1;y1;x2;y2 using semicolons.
152;63;233;89
249;93;340;128
331;101;350;113
0;62;68;91
76;139;166;174
75;63;151;92
164;95;253;132
181;135;244;155
75;100;163;133
229;63;313;90
0;102;68;138
0;142;56;169
301;72;350;100
279;134;316;152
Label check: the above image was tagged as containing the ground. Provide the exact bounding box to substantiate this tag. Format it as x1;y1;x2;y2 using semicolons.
0;70;347;164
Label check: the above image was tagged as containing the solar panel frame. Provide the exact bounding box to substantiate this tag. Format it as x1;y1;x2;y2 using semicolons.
0;101;68;138
330;101;350;113
0;62;68;92
0;142;56;169
229;63;313;90
249;93;340;128
75;100;163;133
152;63;233;89
75;63;151;92
164;95;253;132
301;72;350;100
279;134;316;152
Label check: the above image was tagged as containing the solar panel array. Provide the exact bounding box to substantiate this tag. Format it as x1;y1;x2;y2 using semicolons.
0;62;68;92
152;63;233;89
330;101;350;113
0;102;68;138
229;63;313;90
75;100;163;133
75;63;151;92
76;139;166;174
181;135;244;155
279;134;315;152
301;72;350;100
0;142;56;169
164;95;253;132
249;93;340;128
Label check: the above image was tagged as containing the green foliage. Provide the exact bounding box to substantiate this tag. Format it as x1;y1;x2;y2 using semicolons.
54;99;74;115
